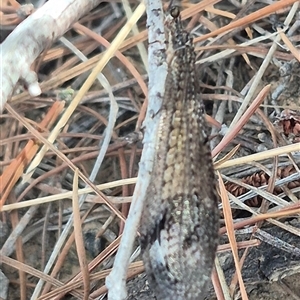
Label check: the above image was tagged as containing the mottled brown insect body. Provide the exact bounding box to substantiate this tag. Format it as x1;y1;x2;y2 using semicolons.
140;7;219;300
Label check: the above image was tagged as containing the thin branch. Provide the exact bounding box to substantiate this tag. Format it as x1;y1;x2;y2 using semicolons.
0;0;102;112
106;0;168;298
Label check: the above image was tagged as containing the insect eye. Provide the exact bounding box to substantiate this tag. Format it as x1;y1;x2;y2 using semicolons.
170;6;180;19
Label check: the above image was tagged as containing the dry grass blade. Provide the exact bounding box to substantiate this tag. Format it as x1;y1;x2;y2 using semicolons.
218;172;248;299
72;169;90;300
213;258;229;300
278;30;300;62
219;204;300;235
214;145;240;168
1;178;136;212
218;240;260;253
10;195;26;300
217;144;300;170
